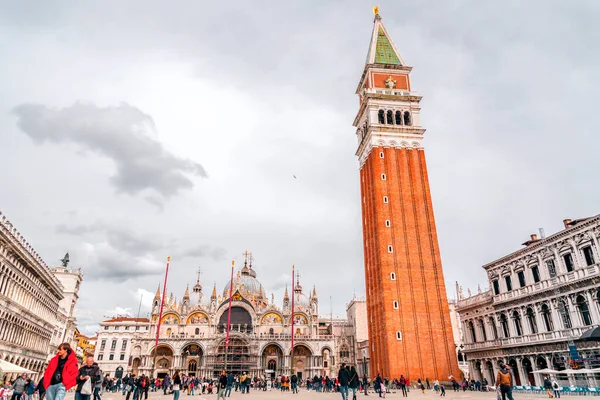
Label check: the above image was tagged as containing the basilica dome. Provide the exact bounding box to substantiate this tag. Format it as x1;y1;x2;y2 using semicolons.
223;264;265;299
293;283;310;308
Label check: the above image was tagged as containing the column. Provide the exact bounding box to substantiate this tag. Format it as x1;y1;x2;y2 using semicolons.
570;241;584;269
586;291;600;324
550;299;562;331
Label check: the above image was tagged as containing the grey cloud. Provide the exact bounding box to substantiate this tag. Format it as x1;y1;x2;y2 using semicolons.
12;102;207;199
178;245;227;262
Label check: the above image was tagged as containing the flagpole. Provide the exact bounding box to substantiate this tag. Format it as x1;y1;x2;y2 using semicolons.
224;260;235;371
291;265;295;375
153;256;170;378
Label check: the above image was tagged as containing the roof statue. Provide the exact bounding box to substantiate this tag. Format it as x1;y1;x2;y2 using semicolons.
60;251;70;267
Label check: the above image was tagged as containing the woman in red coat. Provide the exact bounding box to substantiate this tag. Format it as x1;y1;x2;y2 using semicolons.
43;343;79;400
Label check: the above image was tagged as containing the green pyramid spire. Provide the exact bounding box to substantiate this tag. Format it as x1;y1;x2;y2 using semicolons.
374;27;402;65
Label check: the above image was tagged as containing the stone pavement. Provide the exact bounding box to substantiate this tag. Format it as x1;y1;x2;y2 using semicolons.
63;388;552;400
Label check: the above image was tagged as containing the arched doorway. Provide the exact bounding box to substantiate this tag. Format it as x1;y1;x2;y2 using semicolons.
486;361;494;384
115;366;124;379
522;357;533;386
474;361;483;382
508;359;521;385
213;337;252;376
182;344;203;376
151;346;174;378
262;344;283;379
132;358;141;376
291;345;313;381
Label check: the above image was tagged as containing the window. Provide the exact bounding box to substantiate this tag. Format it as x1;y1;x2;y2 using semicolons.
386;110;393;124
500;314;510;338
381;174;386;180
378;110;385;124
100;340;106;351
403;111;411;126
576;295;592;326
583;246;595;266
517;271;526;288
104;326;108;330
379;152;384;158
393;300;399;309
111;340;117;351
395;111;402;125
135;326;140;331
125;326;129;330
195;328;200;335
478;319;487;341
558;300;572;329
121;340;127;351
120;354;125;361
468;321;477;343
546;259;557;278
563;253;574;272
385;220;391;227
505;276;512;291
388;245;393;253
513;311;523;336
383;196;388;204
109;354;114;361
531;265;540;283
489;317;498;339
541;304;553;331
396;331;402;340
390;272;396;280
526;308;537;334
492;279;500;295
97;355;103;361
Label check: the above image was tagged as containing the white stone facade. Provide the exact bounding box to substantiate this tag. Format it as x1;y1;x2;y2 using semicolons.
94;318;150;378
0;211;64;381
457;216;600;388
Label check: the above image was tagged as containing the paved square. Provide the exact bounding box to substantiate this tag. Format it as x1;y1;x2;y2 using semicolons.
63;388;551;400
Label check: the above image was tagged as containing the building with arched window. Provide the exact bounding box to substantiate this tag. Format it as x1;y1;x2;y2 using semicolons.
94;255;367;380
457;215;600;388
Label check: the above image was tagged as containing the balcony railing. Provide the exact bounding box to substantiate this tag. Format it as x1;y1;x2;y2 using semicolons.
494;264;599;304
463;327;588;351
363;88;418;97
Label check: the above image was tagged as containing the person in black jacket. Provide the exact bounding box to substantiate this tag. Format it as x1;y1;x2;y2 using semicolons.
338;364;350;400
217;371;227;400
291;374;298;394
362;376;369;396
349;367;359;400
75;357;101;400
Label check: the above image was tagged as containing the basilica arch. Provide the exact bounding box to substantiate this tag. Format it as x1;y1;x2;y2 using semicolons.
261;343;284;378
290;344;314;381
181;343;204;376
217;305;254;334
150;345;174;378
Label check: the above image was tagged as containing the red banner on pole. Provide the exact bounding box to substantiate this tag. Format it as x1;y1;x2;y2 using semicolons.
225;260;235;350
155;256;171;348
291;265;295;354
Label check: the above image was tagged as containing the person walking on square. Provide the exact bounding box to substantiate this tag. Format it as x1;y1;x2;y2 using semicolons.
426;379;430;390
75;357;101;400
399;375;407;397
544;377;554;398
172;372;181;400
338;364;350;400
362;376;369;396
216;371;227;400
225;372;234;397
496;364;515;400
349;367;359;400
43;344;78;400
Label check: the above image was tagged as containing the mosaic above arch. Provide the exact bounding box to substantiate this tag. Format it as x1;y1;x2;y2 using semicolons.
292;314;308;325
261;312;282;324
186;312;209;324
161;313;180;325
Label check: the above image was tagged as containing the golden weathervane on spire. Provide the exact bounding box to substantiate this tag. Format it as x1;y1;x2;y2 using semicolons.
373;5;379;15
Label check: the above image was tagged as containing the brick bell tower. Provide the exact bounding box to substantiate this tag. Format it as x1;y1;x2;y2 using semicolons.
354;9;460;381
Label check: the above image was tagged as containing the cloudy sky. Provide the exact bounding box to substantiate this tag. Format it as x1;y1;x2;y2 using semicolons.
2;1;600;335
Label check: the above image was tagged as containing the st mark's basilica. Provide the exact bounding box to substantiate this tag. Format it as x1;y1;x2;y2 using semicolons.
126;258;365;380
